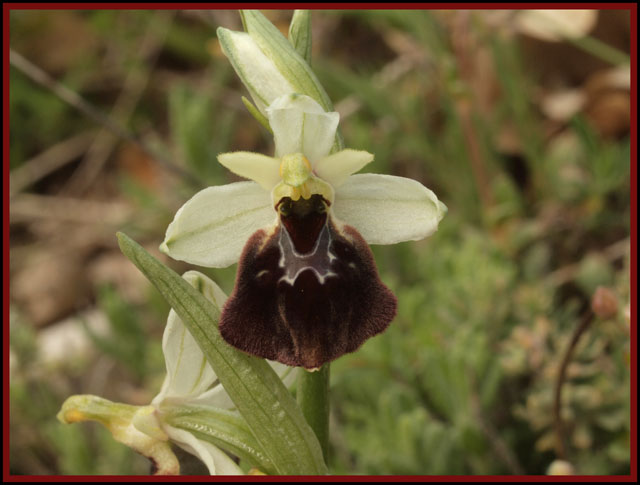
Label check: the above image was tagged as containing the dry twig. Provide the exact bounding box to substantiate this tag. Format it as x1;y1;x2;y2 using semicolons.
10;49;202;189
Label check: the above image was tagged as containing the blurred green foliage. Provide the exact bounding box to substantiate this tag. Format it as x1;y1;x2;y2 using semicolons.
9;9;630;476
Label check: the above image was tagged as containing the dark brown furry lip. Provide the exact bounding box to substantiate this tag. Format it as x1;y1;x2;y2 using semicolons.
219;195;397;369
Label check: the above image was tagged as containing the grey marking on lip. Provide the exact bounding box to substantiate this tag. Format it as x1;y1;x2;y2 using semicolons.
277;221;338;285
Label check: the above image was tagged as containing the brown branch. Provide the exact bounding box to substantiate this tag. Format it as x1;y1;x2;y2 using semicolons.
469;377;524;474
547;238;630;287
553;310;595;459
10;193;132;226
451;10;494;211
9;49;203;189
9;131;95;197
63;11;174;195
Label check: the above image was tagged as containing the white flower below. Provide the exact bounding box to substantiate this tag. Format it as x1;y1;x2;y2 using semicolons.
58;271;295;475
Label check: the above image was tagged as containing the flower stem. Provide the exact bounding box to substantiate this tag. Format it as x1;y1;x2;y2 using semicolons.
297;363;330;463
553;310;594;459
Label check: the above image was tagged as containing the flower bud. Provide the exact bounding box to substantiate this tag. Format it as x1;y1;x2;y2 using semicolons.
217;10;333;118
591;286;618;319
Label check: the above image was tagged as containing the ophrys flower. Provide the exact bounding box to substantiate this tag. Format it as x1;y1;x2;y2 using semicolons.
161;93;446;369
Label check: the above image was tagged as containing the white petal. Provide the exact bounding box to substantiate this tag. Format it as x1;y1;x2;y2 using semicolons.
217;29;295;114
314;149;374;187
192;360;298;410
152;272;227;406
333;174;447;245
267;93;339;163
165;425;243;475
218;152;281;191
189;382;235;409
160;182;276;268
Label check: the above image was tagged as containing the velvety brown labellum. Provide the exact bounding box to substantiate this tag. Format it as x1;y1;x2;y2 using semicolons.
219;195;397;369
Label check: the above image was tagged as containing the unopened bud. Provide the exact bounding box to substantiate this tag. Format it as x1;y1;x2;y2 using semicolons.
591;286;618;319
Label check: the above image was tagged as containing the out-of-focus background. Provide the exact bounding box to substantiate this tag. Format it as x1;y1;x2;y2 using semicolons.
9;9;631;475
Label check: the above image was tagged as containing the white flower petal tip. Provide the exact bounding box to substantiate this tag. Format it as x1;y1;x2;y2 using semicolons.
267;93;339;162
217;151;281;190
333;173;446;245
314;149;374;187
161;182;276;268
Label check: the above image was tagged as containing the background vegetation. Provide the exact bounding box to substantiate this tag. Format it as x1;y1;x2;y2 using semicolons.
9;9;631;475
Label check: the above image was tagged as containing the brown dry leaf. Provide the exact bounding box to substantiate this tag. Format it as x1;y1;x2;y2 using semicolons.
11;248;90;327
515;10;599;42
583;65;631;138
13;11;99;75
115;143;160;190
586;92;630;138
35;308;110;368
87;251;152;304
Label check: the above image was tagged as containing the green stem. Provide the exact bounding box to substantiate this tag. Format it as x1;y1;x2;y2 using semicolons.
567;35;630;66
297;364;330;462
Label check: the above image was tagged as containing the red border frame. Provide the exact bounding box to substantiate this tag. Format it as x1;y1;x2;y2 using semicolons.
4;3;637;482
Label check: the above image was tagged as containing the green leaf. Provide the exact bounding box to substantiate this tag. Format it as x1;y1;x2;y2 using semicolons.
116;232;327;475
288;10;312;65
163;404;277;474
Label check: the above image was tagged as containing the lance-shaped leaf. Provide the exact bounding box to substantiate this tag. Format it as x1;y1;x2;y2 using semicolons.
117;232;327;475
162;404;276;475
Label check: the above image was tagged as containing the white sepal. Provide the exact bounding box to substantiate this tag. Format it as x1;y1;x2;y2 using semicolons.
333;173;447;245
160;182;276;268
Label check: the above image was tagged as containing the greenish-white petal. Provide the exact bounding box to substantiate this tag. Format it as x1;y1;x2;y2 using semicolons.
165;425;243;475
333;173;447;245
267;93;338;163
160;182;276;268
217;28;295;114
218;152;281;191
57;396;179;475
314;149;374;187
192;360;298;410
152;271;227;406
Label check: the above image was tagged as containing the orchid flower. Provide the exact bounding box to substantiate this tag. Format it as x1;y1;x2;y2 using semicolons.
58;271;296;475
160;93;447;369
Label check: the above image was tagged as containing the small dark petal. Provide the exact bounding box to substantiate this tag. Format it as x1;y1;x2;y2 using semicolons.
219;196;397;369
